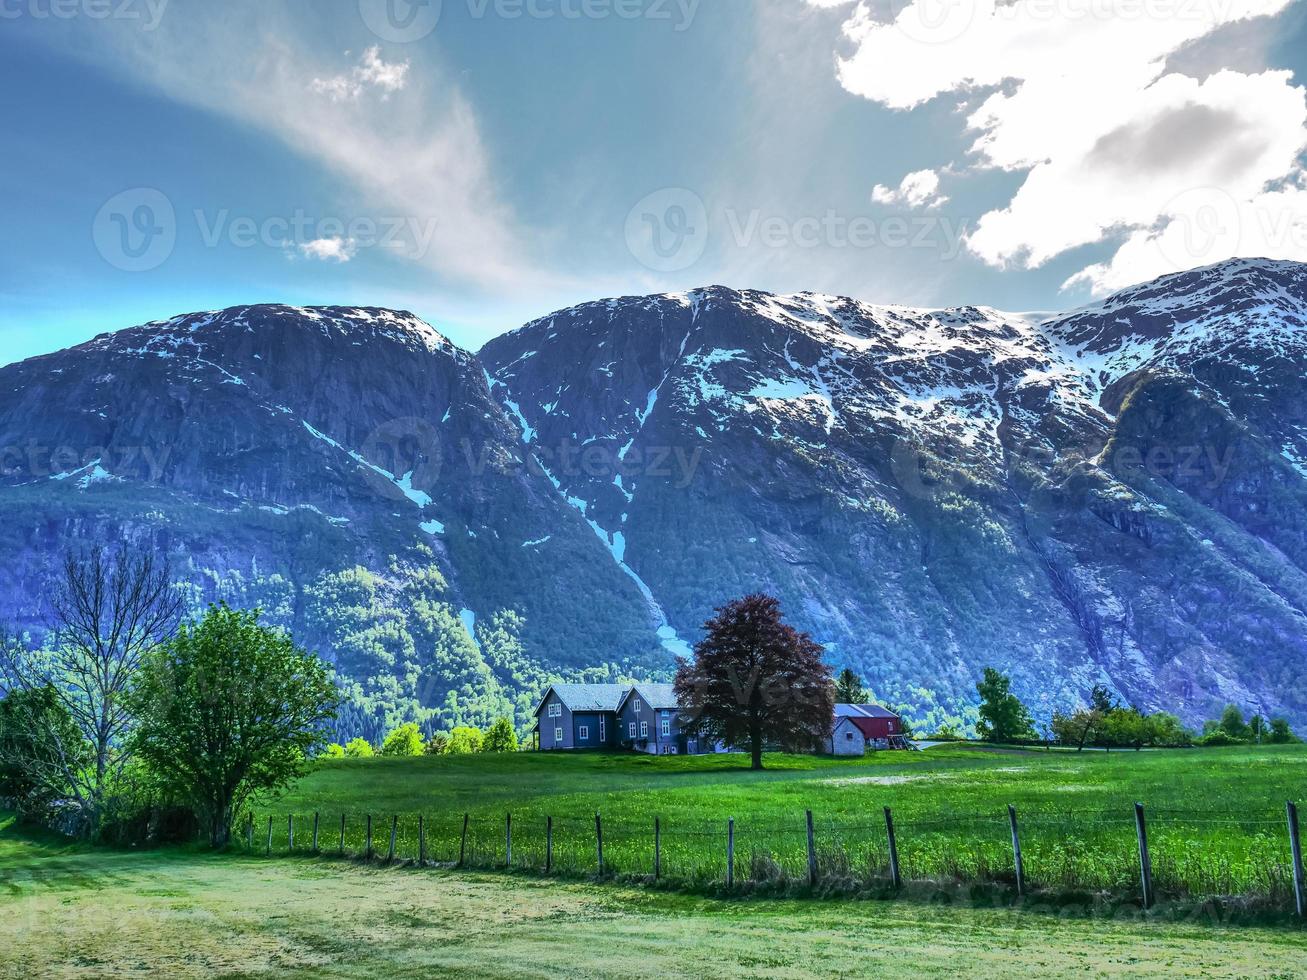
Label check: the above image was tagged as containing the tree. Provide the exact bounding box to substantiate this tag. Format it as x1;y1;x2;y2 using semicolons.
343;737;375;758
674;594;834;771
1217;704;1250;741
483;718;519;753
0;547;181;834
0;686;92;820
323;743;346;759
446;726;484;754
1269;718;1299;744
424;731;450;756
975;668;1035;743
834;668;867;704
379;723;424;757
128;604;339;848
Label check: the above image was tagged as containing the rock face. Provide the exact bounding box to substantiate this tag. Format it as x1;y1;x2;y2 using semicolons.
0;305;661;740
480;259;1307;730
3;259;1307;734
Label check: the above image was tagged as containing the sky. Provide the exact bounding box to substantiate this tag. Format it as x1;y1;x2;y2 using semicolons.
2;0;1306;365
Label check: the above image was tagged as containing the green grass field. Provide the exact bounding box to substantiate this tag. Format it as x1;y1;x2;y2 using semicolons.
4;813;1306;979
257;744;1307;905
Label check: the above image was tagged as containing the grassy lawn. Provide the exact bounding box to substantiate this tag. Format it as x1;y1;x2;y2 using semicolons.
4;814;1305;979
258;744;1307;900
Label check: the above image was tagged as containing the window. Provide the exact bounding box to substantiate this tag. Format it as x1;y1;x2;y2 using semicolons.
634;700;642;713
640;721;648;738
628;723;636;737
661;710;670;718
600;718;606;741
548;702;561;718
661;720;670;737
845;732;855;741
579;726;589;740
670;746;678;755
554;727;563;743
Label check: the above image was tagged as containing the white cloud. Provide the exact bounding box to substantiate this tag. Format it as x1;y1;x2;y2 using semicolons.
311;46;410;103
52;9;542;293
872;169;948;208
297;237;357;262
814;0;1307;293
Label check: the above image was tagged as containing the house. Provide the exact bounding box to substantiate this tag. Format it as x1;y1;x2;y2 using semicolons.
616;683;702;755
824;703;907;754
533;683;628;751
533;682;711;754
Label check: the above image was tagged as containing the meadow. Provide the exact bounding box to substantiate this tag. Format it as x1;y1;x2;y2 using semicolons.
257;744;1307;907
4;813;1306;979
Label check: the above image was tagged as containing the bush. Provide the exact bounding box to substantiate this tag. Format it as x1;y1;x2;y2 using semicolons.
446;726;483;755
425;732;450;755
379;723;424;757
483;718;518;754
1197;730;1245;747
323;743;346;759
343;737;375;758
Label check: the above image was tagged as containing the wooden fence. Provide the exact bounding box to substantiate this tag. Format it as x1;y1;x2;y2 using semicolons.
242;800;1307;917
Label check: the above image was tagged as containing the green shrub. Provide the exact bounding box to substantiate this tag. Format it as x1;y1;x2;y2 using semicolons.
379;723;424;757
483;718;518;754
323;743;346;759
446;726;483;754
343;737;375;758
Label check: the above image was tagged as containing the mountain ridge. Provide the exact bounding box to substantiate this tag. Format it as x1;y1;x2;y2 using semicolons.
3;258;1306;735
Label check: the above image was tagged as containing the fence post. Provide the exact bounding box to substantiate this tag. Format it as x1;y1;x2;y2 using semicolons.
1288;801;1305;919
885;807;902;890
265;815;273;856
387;815;398;862
366;814;374;860
546;816;553;874
806;810;817;888
418;814;427;865
1134;803;1153;909
506;813;512;868
459;813;469;867
727;818;735;889
654;817;661;880
312;812;320;854
1008;804;1025;897
595;813;604;876
339;813;346;856
288;814;294;852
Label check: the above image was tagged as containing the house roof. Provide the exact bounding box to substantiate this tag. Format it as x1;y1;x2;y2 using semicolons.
618;683;678;712
835;703;900;720
537;683;629;715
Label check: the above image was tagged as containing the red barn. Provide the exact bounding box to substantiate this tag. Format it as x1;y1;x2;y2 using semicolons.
826;703;907;754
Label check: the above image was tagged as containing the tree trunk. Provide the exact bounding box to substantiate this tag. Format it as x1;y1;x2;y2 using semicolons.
750;720;763;770
210;801;234;849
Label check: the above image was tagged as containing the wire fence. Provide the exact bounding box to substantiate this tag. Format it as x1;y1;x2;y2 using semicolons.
240;800;1307;916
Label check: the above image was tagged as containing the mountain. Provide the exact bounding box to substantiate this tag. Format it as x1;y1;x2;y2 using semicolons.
0;305;664;741
3;259;1307;734
480;259;1307;730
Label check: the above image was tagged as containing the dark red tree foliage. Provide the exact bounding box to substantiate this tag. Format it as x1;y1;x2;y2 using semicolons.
674;593;835;770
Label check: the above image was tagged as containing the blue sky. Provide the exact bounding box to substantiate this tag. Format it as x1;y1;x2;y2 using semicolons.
3;0;1306;365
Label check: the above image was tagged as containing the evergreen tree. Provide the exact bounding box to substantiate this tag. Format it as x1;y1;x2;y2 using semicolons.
483;718;519;753
834;668;867;704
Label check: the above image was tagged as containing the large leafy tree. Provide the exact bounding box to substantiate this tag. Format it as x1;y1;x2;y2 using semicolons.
0;685;92;820
0;547;181;833
975;668;1035;743
129;604;339;847
674;594;834;770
